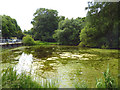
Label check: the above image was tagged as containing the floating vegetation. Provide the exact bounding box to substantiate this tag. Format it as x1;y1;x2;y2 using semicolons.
1;46;118;88
59;52;97;60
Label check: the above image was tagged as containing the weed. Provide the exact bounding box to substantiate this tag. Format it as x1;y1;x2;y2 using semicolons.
96;64;117;88
2;67;59;88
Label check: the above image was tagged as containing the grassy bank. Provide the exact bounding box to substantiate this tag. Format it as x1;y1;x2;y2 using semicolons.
34;41;59;45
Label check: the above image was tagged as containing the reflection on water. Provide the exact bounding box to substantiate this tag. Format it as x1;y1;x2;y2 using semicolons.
13;53;33;75
24;46;55;59
2;46;119;88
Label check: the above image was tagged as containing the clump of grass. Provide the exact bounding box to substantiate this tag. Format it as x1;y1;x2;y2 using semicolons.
2;67;41;88
96;64;117;88
2;67;59;88
96;78;105;88
103;65;117;88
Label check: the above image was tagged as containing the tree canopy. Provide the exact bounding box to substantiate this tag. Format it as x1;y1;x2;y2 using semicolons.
1;15;23;39
53;17;85;45
1;2;119;49
80;2;119;48
31;8;58;42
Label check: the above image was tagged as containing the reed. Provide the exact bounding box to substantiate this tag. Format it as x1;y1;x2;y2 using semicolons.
2;67;59;88
96;64;117;88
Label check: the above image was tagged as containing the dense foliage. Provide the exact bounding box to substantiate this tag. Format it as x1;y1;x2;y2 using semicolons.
31;8;58;42
2;67;58;88
22;35;35;46
1;2;119;48
80;2;119;48
53;18;85;45
23;30;33;36
0;15;24;39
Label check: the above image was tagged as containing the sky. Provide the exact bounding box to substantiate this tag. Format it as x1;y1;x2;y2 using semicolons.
0;0;92;31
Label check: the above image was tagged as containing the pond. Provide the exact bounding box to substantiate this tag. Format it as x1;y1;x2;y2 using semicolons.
1;45;119;88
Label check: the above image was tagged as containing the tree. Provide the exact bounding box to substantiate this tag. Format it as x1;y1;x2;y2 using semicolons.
58;16;65;22
80;23;98;47
31;8;58;42
80;2;119;48
1;15;23;39
17;30;24;39
23;29;33;36
53;18;85;45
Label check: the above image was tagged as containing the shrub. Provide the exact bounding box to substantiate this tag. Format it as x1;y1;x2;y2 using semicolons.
22;35;35;46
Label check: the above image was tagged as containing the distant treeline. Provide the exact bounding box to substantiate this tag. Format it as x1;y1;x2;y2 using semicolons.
1;2;120;48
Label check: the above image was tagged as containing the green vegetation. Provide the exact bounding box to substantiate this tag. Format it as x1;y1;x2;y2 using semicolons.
1;46;118;88
0;15;24;39
29;2;119;48
34;41;58;45
1;2;120;48
2;64;117;88
31;8;58;42
22;35;58;46
53;18;85;45
2;67;59;88
2;67;40;88
22;35;35;46
96;64;117;88
80;2;119;49
74;81;88;88
1;1;119;89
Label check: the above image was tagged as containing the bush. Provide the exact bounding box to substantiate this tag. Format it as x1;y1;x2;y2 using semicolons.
22;35;35;46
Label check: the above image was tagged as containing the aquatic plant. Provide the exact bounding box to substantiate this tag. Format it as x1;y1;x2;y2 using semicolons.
96;64;117;88
103;65;116;88
2;67;59;88
1;46;118;88
2;67;40;88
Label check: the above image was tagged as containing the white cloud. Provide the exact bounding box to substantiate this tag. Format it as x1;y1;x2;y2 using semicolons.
0;0;89;31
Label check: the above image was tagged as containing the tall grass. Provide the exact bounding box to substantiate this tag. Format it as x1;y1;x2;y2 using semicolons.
96;64;117;88
2;67;59;88
2;67;40;88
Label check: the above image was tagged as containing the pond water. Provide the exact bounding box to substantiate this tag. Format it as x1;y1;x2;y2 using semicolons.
1;45;119;88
